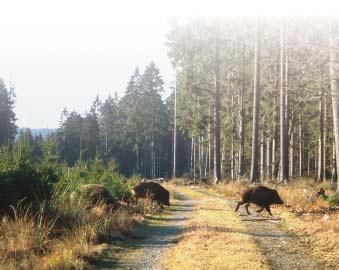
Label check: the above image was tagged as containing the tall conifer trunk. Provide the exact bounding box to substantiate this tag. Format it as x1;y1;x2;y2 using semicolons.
213;36;222;183
250;19;261;182
318;73;325;181
299;113;303;178
279;23;289;182
238;79;245;177
329;21;339;191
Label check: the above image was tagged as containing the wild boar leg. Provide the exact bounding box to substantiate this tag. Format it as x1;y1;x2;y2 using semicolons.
256;207;264;212
265;205;272;215
245;203;251;215
235;201;244;212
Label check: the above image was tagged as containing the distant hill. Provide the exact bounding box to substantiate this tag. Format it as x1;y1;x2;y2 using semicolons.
18;128;56;139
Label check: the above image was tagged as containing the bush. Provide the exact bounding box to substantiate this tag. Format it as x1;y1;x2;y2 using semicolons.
100;172;131;201
0;142;61;212
326;194;339;207
54;160;132;209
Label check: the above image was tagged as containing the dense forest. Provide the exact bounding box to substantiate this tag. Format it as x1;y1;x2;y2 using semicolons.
1;15;339;270
1;17;339;189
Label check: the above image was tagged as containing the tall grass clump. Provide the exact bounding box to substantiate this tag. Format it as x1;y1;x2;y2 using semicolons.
0;204;56;270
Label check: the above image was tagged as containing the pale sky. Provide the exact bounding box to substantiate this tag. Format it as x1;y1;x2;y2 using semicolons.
0;0;337;128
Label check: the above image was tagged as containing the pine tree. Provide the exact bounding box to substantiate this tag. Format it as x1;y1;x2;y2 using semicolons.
0;79;17;145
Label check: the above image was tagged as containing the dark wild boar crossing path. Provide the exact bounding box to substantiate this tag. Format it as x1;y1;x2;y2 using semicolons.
98;185;323;270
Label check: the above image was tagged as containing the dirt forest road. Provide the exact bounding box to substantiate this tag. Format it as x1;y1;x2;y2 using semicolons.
100;185;327;270
97;188;197;270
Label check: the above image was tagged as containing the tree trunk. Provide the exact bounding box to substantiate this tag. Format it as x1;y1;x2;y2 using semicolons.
314;148;318;182
144;144;147;177
198;136;202;179
238;79;246;177
173;70;177;178
299;113;303;178
329;21;339;191
213;36;222;183
231;140;235;180
318;74;325;181
279;23;289;182
231;93;235;180
272;64;280;180
250;20;261;182
324;89;327;179
205;138;208;178
208;102;212;178
136;136;139;174
190;137;194;178
193;137;196;181
285;48;290;178
332;140;338;183
267;136;272;180
201;136;205;179
307;150;310;177
260;132;265;179
289;129;294;178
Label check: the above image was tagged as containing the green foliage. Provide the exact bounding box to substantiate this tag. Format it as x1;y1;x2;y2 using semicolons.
0;79;17;145
100;171;131;201
51;62;177;178
326;194;339;206
0;137;61;210
54;158;131;207
0;129;132;211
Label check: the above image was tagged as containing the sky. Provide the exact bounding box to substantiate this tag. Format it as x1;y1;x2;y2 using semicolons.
0;0;338;128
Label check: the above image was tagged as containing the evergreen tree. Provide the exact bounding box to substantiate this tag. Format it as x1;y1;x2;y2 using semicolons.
57;111;83;165
0;79;17;145
99;95;118;161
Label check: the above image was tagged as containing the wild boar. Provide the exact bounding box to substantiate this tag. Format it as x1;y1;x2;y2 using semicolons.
235;185;284;215
315;188;328;200
132;182;170;207
78;184;116;205
308;188;329;203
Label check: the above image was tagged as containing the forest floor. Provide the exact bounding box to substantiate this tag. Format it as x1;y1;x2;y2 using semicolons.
97;185;334;270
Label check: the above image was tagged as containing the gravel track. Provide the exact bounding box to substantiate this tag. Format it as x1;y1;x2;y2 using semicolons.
98;186;323;270
104;191;196;270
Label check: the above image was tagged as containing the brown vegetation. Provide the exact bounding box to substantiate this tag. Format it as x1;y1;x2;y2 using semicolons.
214;179;339;268
0;195;158;270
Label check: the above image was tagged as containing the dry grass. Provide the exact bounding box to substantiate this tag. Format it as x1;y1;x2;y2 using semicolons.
159;186;268;270
274;180;336;213
213;180;247;199
0;201;137;270
213;179;339;269
214;178;337;213
133;195;162;215
279;210;339;268
0;205;54;270
171;178;188;186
